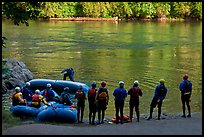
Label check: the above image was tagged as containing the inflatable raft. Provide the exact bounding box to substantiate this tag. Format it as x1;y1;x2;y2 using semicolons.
28;79;90;95
37;105;77;123
10;101;57;117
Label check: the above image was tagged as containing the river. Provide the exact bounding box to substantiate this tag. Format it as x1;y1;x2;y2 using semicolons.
2;19;202;117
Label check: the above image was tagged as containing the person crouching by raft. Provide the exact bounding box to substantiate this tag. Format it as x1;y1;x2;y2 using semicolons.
60;87;73;106
31;89;50;108
22;82;33;102
12;87;27;106
88;82;98;125
96;81;109;124
42;83;57;102
113;81;128;124
147;79;168;120
75;85;86;123
128;80;143;122
61;68;75;82
179;74;192;118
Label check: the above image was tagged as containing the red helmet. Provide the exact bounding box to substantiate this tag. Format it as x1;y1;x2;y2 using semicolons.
183;74;188;80
101;81;106;87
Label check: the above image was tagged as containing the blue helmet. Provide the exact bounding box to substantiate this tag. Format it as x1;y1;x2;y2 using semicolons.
91;82;96;87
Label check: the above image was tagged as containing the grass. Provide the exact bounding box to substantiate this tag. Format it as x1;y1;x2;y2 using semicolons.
2;109;22;132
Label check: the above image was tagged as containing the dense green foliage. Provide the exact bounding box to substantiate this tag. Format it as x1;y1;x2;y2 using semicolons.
2;2;202;21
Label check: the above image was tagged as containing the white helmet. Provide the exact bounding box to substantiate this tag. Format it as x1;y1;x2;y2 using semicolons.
134;80;139;85
15;87;21;92
26;82;30;86
35;89;40;94
47;83;51;88
119;81;124;85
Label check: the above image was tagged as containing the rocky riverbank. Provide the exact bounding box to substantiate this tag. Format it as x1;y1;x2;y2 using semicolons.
2;58;34;94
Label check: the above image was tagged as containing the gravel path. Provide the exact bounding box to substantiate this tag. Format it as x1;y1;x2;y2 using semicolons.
2;112;202;135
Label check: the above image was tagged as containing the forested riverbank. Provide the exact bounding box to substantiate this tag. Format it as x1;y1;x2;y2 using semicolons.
2;2;202;24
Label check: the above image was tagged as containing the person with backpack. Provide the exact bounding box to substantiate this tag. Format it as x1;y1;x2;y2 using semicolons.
74;85;86;123
42;83;55;102
179;74;192;118
61;68;75;81
12;87;27;106
88;82;98;125
60;87;73;106
147;79;168;120
128;80;143;122
96;81;109;124
31;89;50;108
113;81;128;124
22;82;33;101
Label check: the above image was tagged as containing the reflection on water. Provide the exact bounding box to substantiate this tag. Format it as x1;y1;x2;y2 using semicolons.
2;20;202;117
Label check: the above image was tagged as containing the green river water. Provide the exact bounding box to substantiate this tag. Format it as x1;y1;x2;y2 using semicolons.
2;20;202;118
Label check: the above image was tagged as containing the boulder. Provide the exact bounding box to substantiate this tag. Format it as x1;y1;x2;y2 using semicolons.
2;58;34;94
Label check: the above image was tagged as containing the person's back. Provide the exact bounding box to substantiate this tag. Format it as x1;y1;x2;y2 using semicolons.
88;82;97;125
22;82;33;101
96;81;109;124
12;87;26;106
31;89;48;108
113;87;127;101
179;74;192;118
113;81;127;124
147;79;167;120
154;83;167;100
75;85;86;123
128;81;142;122
60;87;72;106
42;83;55;102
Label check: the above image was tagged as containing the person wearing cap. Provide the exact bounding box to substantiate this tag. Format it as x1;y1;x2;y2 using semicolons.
128;80;143;122
42;83;55;102
96;81;109;124
147;79;168;120
113;81;128;124
12;87;27;106
31;89;49;108
179;74;192;118
75;85;86;123
88;82;98;125
60;87;73;106
22;82;33;101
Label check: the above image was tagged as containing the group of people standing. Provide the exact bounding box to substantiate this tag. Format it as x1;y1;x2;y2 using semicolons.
12;73;192;125
74;74;193;125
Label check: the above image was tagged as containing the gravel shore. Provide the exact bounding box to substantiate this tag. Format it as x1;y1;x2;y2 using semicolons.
2;112;202;135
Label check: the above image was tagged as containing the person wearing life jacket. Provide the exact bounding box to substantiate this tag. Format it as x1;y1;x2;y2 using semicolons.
74;85;86;123
88;82;98;125
128;80;143;122
60;87;73;106
61;68;75;82
147;79;168;120
31;89;49;108
42;83;55;102
179;74;192;118
96;81;109;124
22;82;33;101
12;87;27;106
113;81;128;124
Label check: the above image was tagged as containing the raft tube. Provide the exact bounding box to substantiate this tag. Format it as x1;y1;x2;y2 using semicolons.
28;79;90;95
37;106;77;123
10;101;56;117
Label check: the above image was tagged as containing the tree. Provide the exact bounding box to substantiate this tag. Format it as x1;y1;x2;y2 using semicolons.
2;2;42;47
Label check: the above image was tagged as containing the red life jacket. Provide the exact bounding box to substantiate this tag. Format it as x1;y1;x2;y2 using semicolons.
89;88;96;98
32;94;40;102
76;91;84;99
